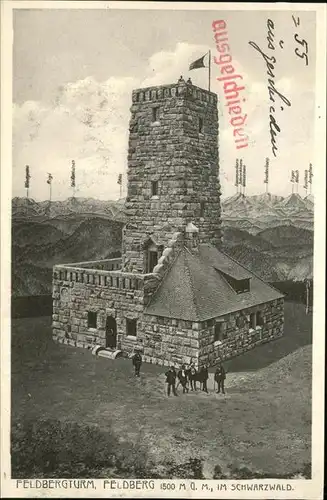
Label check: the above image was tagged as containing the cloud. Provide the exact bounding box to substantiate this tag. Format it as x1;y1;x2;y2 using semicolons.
13;43;315;201
13;75;138;200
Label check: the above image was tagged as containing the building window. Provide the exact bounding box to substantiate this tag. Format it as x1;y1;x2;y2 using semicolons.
256;311;264;326
151;180;159;196
199;117;203;133
250;313;256;330
200;201;205;217
148;251;158;273
214;323;223;342
220;271;250;294
126;318;137;337
152;106;159;122
88;311;97;329
236;315;245;328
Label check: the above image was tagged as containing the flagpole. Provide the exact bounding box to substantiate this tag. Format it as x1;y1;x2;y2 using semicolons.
208;50;211;92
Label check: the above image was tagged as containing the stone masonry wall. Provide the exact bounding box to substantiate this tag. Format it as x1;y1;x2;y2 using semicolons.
137;299;284;370
122;78;222;273
52;265;154;352
142;315;200;368
52;267;283;368
198;298;284;367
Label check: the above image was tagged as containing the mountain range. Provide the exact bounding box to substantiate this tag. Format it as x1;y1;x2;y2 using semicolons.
12;196;126;221
221;192;313;234
11;193;314;297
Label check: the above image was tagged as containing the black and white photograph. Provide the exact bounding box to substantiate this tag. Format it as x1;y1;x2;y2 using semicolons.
1;2;326;499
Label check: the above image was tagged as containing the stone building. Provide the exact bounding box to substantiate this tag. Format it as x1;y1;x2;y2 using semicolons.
52;77;284;368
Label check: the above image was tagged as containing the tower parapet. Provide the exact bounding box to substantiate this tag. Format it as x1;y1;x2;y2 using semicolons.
132;78;218;106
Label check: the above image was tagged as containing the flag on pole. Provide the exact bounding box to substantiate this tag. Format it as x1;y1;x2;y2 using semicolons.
308;163;313;183
117;174;122;185
189;54;207;70
242;164;246;188
304;170;308;190
264;158;269;184
47;173;53;185
71;160;76;188
291;170;295;182
295;170;299;184
239;159;243;187
25;165;31;188
235;159;239;188
189;52;211;91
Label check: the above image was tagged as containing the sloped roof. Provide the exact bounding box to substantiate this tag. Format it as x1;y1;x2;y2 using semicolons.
199;244;252;280
144;244;284;321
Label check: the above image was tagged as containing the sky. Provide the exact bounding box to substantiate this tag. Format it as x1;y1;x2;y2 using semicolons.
12;7;317;201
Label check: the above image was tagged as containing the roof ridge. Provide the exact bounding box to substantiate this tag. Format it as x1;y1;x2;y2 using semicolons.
205;244;285;298
183;247;202;321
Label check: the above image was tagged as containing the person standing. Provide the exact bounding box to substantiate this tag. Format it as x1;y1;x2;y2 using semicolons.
188;363;198;391
214;363;226;394
132;350;142;377
199;364;209;393
165;366;178;396
177;364;189;393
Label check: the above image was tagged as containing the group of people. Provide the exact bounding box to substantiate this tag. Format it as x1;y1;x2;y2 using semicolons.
165;363;226;397
131;352;226;397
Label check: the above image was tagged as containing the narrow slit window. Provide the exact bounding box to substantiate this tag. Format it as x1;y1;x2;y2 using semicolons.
152;107;159;122
148;251;158;273
214;323;223;342
88;311;97;329
151;180;158;196
200;201;205;217
199;117;203;133
250;313;256;329
256;311;264;326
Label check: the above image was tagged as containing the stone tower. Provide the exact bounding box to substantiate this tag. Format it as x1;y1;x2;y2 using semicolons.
122;77;222;274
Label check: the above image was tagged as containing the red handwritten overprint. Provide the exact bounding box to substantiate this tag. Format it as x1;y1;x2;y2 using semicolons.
212;20;248;151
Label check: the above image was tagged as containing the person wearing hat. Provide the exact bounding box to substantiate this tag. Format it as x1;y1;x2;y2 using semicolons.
188;362;198;391
165;366;178;396
177;364;189;393
199;364;209;393
132;349;142;377
214;363;226;394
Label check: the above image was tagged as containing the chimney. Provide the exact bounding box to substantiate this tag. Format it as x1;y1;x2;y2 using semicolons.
185;222;199;252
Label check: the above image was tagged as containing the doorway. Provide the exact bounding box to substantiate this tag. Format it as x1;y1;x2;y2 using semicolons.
106;316;117;349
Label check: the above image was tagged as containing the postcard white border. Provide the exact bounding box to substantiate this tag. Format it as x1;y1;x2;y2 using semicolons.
1;2;326;499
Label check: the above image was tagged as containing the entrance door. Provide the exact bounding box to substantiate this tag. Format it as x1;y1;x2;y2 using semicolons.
106;316;117;349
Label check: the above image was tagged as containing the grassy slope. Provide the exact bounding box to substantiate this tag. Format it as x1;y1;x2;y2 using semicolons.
11;302;312;477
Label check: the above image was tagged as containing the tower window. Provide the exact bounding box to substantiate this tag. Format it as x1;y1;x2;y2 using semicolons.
148;251;158;273
151;180;158;196
199;117;203;133
126;318;137;337
200;201;205;217
152;107;159;122
88;311;97;329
